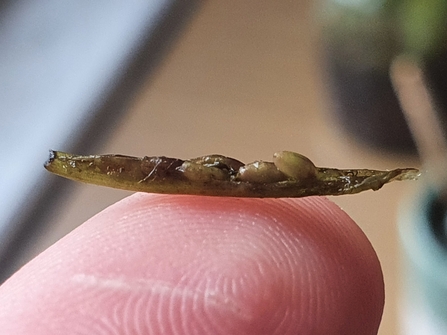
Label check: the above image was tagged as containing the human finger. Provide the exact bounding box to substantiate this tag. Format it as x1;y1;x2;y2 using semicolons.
0;194;384;334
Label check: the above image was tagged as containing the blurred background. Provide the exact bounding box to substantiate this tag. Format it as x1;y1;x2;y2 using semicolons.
2;0;447;334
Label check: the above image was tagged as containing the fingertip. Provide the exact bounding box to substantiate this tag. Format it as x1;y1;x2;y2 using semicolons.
0;194;384;334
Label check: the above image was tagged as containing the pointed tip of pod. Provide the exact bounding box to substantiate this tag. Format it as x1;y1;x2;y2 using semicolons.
44;150;57;169
393;168;421;181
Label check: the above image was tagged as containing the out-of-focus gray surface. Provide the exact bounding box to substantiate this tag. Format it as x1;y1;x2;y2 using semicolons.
0;0;200;279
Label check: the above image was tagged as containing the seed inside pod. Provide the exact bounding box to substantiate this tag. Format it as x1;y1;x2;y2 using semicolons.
236;161;288;183
273;151;317;180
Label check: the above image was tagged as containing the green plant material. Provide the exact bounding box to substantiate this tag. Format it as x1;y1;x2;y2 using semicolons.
397;0;447;58
321;0;447;65
44;150;420;198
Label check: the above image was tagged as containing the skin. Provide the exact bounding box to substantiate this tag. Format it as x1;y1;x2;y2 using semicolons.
0;194;384;334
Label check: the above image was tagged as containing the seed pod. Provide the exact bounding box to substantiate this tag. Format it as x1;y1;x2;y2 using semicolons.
44;150;420;197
